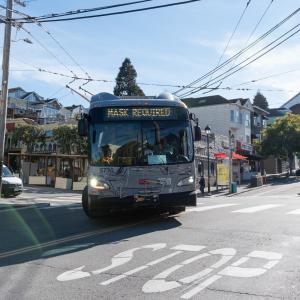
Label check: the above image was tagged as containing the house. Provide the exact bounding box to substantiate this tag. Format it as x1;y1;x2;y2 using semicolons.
7;87;63;124
267;108;290;125
280;92;300;114
60;104;86;122
183;95;253;150
183;95;254;182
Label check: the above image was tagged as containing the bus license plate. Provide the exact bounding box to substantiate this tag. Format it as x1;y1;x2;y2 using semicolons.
134;195;145;202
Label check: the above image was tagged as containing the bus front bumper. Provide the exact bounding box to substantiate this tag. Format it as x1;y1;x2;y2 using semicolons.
89;191;197;211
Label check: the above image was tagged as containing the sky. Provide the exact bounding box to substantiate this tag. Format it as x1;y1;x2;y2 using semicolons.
0;0;299;108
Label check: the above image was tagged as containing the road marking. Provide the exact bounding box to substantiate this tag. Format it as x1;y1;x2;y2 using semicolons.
57;243;283;298
187;203;238;212
181;275;222;299
100;251;182;286
232;204;284;213
286;209;300;215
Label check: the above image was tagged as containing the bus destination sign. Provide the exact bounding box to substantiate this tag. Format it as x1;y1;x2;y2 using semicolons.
104;107;173;120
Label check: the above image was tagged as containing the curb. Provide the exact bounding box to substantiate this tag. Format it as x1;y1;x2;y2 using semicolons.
226;184;272;197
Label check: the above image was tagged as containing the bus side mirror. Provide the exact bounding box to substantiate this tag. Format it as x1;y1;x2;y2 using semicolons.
194;125;201;141
78;119;88;136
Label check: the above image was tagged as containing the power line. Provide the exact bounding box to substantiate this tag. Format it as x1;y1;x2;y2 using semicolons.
181;26;300;98
0;3;92;79
15;0;203;23
217;0;273;87
246;0;274;44
174;7;300;95
20;26;78;77
230;69;300;87
13;0;156;21
215;0;251;69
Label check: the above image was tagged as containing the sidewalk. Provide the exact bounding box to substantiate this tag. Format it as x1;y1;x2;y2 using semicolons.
196;183;266;198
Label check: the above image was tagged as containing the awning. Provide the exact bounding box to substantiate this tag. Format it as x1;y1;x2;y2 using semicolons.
232;152;248;160
214;152;247;160
214;152;227;159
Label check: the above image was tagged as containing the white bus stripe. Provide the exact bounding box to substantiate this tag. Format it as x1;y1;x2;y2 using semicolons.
287;209;300;215
232;204;284;213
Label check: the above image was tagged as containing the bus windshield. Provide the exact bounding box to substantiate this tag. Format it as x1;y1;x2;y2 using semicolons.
90;120;193;166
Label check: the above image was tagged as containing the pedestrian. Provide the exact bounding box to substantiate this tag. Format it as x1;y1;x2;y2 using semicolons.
199;175;205;195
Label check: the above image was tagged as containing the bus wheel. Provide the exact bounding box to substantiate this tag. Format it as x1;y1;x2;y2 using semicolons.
168;206;186;215
82;187;97;219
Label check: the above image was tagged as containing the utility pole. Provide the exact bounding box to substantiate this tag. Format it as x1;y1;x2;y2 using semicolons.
0;0;13;199
228;130;233;193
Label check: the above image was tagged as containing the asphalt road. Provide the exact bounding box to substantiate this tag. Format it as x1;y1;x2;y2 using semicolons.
0;181;300;299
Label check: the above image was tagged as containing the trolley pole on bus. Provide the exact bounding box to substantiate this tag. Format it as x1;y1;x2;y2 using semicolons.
0;0;13;199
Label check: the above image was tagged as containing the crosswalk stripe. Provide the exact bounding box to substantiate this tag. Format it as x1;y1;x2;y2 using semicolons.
286;209;300;215
187;203;238;212
232;204;284;213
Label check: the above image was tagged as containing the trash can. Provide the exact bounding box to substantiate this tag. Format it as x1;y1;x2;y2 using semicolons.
231;182;237;193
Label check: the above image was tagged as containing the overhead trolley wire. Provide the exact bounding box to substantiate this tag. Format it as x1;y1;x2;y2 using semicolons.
215;0;251;70
13;0;203;23
180;25;300;98
13;0;156;21
174;7;300;96
230;68;300;88
0;4;93;80
246;0;274;44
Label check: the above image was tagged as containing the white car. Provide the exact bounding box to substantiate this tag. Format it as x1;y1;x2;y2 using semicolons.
1;165;23;197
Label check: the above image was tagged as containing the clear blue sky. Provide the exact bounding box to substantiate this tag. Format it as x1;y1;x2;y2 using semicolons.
1;0;299;108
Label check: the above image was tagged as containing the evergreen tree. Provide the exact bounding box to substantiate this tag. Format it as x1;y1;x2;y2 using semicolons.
253;91;269;110
113;58;145;97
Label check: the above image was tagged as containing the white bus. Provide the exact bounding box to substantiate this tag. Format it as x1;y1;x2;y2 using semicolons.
78;92;201;218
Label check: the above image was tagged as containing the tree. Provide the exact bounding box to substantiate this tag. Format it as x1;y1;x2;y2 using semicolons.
253;91;269;110
53;125;87;155
113;58;145;97
11;125;45;153
260;113;300;174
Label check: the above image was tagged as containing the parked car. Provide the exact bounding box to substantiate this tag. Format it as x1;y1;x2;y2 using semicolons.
1;165;23;197
296;169;300;176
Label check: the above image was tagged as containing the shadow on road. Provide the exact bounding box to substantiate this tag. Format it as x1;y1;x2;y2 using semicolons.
0;204;182;268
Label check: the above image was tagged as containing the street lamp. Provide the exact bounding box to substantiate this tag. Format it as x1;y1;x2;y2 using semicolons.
205;125;211;194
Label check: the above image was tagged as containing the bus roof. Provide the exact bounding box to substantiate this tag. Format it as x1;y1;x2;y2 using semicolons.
89;92;187;110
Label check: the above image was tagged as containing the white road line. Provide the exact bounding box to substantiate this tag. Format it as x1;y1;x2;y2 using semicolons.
232;204;284;214
187;203;238;212
286;209;300;215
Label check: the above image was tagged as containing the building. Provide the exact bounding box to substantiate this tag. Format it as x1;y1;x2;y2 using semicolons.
267;107;290;125
280;92;300;114
183;95;253;153
183;95;254;183
59;104;86;123
7;87;63;124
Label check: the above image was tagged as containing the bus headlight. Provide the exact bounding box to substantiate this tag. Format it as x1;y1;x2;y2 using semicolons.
89;177;109;190
177;176;194;187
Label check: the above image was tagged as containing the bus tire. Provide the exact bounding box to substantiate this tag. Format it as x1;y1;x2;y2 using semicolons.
82;187;97;219
168;206;186;215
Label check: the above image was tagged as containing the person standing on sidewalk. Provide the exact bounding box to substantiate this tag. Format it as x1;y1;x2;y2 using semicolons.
199;176;205;195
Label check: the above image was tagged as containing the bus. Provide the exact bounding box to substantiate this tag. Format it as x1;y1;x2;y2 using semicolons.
78;92;201;218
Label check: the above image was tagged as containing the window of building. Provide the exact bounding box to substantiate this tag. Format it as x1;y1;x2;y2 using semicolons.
239;112;243;124
230;110;235;122
245;113;250;127
246;135;250;143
